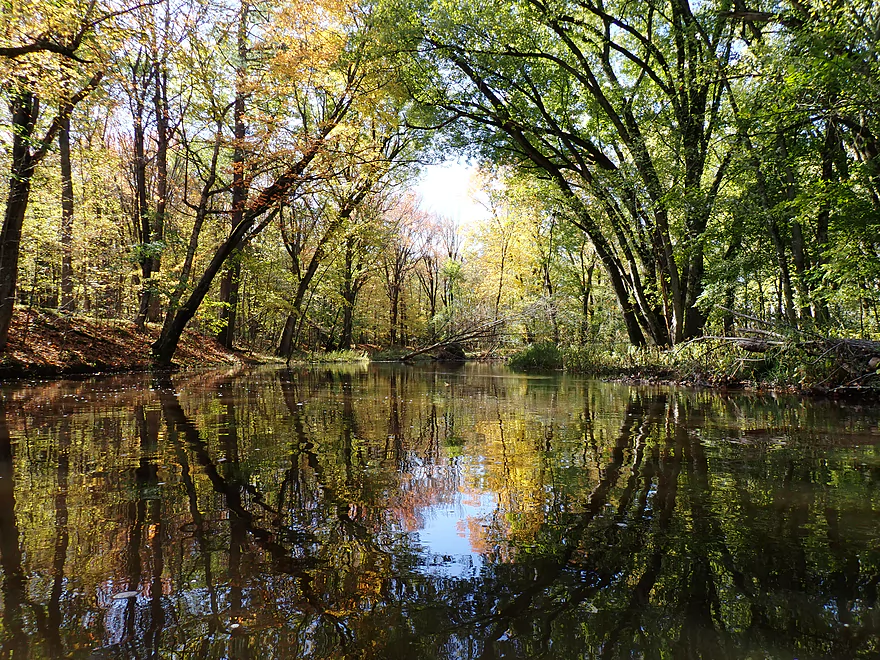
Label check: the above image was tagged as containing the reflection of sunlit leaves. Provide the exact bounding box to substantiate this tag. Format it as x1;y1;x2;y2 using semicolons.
443;434;464;457
3;369;880;657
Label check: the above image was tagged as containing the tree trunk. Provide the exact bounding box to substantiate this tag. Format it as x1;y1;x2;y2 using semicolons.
341;295;354;349
152;201;276;364
160;125;221;340
339;238;357;349
275;188;368;357
567;205;646;346
494;132;649;346
133;83;152;330
721;215;743;335
389;287;399;345
59;112;75;312
494;237;507;320
814;120;839;325
0;92;38;351
778;134;812;320
747;144;797;325
768;219;797;324
148;61;170;323
683;253;707;340
217;3;249;349
216;259;242;349
0;74;101;349
579;255;595;344
277;313;297;358
541;256;559;344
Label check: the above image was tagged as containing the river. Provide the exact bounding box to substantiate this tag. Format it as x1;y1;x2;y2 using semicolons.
0;363;878;658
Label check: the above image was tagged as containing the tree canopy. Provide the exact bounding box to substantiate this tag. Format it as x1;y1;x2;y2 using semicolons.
1;0;879;363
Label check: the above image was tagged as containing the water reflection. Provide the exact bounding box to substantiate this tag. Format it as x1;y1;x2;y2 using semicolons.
0;364;878;658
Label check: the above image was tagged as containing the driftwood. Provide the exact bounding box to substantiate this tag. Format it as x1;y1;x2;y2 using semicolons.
399;319;505;362
729;334;880;358
703;308;880;387
714;307;880;356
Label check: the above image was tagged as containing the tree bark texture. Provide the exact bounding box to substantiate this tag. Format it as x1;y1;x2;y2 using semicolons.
59;112;75;312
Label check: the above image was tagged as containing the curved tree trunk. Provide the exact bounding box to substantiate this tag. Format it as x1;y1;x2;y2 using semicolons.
152;206;272;364
275;186;370;358
153;118;340;364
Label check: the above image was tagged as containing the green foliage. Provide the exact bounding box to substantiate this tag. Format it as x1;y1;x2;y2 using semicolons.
194;299;230;335
8;0;880;370
130;240;167;264
508;342;562;371
561;344;627;376
289;349;369;363
558;337;880;391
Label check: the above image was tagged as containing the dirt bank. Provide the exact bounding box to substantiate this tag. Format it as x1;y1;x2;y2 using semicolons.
0;308;260;379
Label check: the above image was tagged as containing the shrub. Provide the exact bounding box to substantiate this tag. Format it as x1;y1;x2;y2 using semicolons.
288;349;368;364
508;342;563;371
562;344;617;375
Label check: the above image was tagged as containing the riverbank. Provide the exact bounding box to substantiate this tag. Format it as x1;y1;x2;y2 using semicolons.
0;308;265;379
4;310;878;398
507;340;880;397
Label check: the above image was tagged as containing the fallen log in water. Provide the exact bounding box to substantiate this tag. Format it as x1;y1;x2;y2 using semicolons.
399;319;506;362
701;308;880;387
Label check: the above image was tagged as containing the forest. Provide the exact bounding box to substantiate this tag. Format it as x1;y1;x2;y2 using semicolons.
1;0;879;370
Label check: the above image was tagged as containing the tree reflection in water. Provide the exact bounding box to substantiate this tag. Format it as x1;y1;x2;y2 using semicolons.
0;364;878;658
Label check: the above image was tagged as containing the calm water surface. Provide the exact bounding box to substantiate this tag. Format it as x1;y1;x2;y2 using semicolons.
1;363;879;659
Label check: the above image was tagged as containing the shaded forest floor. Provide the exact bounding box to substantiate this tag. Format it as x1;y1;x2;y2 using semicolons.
1;308;265;379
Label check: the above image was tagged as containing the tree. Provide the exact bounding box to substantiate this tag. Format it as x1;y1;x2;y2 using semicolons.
275;180;373;357
215;0;250;349
152;0;414;364
471;169;516;321
151;99;345;363
109;0;186;329
335;198;386;349
58;95;76;311
385;0;740;345
1;51;103;349
274;111;416;357
412;212;449;340
380;195;422;345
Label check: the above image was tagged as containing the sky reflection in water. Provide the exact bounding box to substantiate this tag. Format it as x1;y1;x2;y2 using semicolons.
0;363;878;659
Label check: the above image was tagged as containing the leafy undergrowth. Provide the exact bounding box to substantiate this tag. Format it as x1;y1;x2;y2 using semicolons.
508;342;563;371
287;349;369;363
1;308;259;378
560;340;880;394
